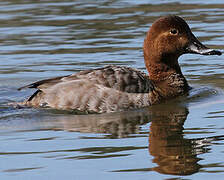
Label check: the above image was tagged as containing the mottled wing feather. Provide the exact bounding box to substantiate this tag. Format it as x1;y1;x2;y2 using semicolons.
19;65;153;93
65;65;153;93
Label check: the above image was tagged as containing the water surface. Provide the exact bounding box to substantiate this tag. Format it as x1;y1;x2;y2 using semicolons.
0;0;224;179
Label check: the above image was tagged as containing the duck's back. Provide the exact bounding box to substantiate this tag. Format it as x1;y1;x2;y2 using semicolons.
20;65;153;93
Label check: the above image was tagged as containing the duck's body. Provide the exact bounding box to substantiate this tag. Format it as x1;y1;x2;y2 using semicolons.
18;16;221;113
20;65;188;113
20;66;152;113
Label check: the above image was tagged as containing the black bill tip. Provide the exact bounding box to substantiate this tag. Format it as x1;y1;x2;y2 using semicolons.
198;49;222;56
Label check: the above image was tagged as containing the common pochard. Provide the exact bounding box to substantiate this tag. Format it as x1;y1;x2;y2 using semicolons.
18;16;222;113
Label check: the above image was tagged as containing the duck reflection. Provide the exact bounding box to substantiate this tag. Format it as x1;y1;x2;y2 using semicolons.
148;105;202;175
51;109;152;138
8;103;206;175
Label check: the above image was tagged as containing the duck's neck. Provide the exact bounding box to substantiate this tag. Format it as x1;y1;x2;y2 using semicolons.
145;55;189;99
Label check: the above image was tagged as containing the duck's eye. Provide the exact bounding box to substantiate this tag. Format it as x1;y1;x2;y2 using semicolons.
170;29;178;35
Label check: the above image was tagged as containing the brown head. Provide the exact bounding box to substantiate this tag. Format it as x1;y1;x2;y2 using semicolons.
143;15;222;81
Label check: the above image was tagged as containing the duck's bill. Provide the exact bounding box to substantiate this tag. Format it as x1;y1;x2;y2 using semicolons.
186;43;222;56
185;34;222;56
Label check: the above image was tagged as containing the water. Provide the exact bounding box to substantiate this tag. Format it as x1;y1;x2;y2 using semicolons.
0;0;224;179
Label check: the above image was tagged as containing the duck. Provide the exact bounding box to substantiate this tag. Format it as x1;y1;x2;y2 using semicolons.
17;15;222;113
